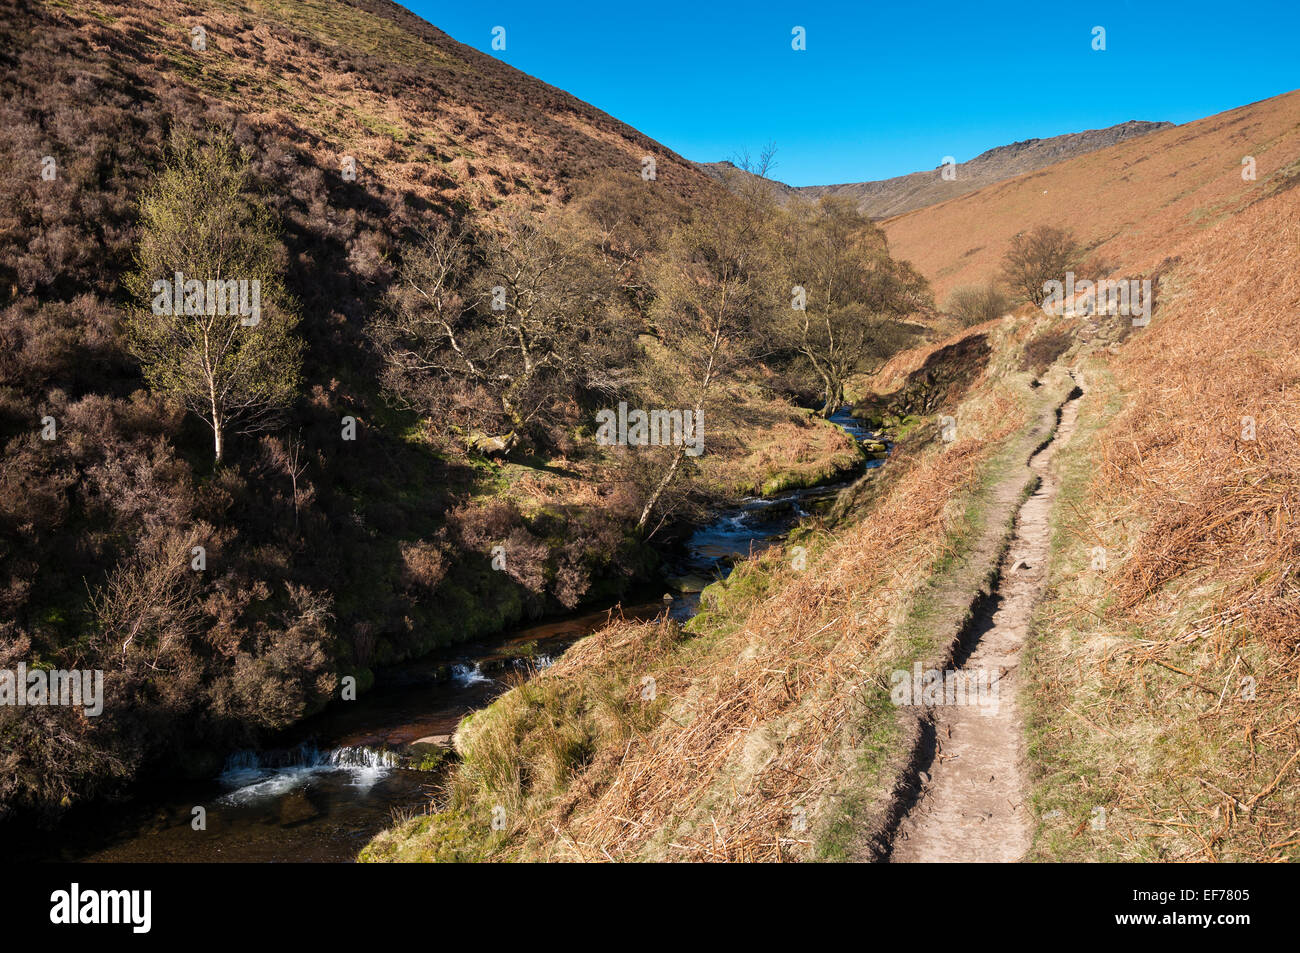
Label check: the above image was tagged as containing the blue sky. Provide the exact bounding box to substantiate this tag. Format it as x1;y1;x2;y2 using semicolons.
399;1;1300;187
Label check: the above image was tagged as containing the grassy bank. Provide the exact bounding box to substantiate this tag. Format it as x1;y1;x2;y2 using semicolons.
1022;191;1300;862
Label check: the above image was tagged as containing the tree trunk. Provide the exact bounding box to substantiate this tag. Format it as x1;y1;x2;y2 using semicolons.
637;320;722;533
209;376;224;463
817;375;843;418
818;382;836;418
637;449;683;532
211;409;224;463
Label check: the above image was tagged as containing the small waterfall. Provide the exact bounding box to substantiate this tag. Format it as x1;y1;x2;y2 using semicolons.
217;743;399;804
324;746;400;768
511;653;555;672
450;661;492;686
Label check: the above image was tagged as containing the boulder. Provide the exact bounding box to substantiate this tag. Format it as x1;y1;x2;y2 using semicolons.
466;430;516;456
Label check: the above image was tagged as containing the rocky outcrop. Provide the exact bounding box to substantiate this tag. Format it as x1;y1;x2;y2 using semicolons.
698;121;1173;219
854;334;992;429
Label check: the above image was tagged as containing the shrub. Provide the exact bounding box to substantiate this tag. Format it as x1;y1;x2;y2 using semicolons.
944;283;1012;326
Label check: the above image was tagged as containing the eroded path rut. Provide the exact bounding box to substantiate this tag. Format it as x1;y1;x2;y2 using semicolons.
891;378;1082;863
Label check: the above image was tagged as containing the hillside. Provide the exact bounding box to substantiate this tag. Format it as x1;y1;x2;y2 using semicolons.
882;90;1300;300
2;0;716;303
0;0;866;821
697;120;1171;219
1025;185;1300;861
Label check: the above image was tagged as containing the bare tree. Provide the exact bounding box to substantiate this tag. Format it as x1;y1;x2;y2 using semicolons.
570;170;683;312
261;432;310;536
1000;225;1080;306
636;186;778;530
373;213;633;453
88;527;205;671
778;196;931;415
945;282;1012;326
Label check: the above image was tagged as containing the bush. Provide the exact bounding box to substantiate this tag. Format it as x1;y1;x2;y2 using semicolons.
944;283;1011;327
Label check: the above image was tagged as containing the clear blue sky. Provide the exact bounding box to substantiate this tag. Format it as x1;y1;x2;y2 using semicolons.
399;1;1299;187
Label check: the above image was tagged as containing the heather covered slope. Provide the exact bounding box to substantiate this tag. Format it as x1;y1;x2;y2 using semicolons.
881;89;1300;300
2;0;714;302
1;0;857;820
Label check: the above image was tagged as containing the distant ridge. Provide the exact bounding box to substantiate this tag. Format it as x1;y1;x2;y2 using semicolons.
697;120;1174;219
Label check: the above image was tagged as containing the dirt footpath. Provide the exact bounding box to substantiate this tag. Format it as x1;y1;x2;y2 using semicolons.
891;378;1082;863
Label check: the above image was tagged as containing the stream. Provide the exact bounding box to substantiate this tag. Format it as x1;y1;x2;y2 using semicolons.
17;408;885;863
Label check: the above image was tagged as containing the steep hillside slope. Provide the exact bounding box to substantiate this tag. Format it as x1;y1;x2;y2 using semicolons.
882;89;1300;300
1025;181;1300;862
2;0;715;306
3;0;812;821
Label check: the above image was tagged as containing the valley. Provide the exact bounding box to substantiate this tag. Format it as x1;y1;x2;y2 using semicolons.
2;0;1298;871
